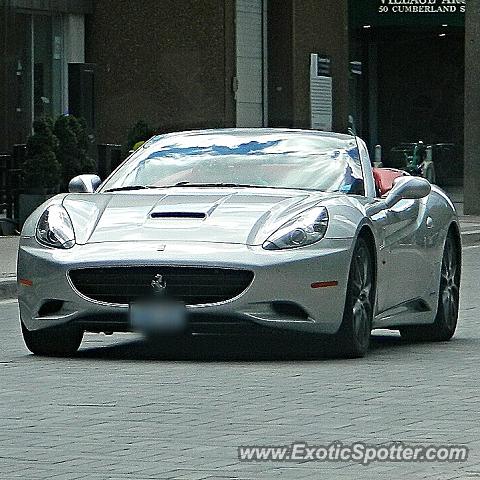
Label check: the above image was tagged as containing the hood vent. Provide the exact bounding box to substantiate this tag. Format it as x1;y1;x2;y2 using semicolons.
150;211;207;219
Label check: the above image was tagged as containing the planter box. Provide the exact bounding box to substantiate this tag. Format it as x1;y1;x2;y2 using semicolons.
0;218;18;236
19;194;54;227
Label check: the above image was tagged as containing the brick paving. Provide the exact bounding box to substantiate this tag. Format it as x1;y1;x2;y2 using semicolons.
1;247;480;479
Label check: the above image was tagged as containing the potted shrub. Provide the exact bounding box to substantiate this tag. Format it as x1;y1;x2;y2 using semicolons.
19;118;62;225
54;115;97;191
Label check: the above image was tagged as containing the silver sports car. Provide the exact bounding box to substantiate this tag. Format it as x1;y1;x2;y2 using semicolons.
18;129;461;358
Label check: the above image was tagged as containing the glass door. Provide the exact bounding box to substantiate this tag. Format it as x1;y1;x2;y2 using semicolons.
33;14;64;120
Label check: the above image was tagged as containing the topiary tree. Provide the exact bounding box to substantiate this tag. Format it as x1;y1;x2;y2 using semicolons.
54;115;96;190
125;120;155;154
21;118;62;193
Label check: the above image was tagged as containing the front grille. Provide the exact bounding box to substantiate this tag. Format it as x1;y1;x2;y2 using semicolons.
69;266;254;306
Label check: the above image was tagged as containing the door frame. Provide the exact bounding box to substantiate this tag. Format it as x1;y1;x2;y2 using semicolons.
235;0;268;127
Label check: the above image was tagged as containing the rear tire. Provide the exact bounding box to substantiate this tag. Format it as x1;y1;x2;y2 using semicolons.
21;322;83;357
335;237;374;358
400;231;460;342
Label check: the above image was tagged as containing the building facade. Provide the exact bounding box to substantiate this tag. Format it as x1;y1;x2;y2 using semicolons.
0;0;92;152
0;0;466;187
85;0;350;143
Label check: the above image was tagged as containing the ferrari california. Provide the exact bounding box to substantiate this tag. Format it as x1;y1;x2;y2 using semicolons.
17;129;461;358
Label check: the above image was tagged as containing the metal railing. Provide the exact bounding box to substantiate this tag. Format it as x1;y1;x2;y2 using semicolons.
0;145;23;221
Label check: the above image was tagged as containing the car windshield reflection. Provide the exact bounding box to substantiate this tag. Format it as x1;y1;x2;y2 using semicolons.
101;130;364;195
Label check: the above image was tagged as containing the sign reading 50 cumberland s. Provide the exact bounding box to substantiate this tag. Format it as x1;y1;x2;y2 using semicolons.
378;0;465;14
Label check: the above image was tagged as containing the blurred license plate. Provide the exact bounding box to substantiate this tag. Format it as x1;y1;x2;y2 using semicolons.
130;300;187;333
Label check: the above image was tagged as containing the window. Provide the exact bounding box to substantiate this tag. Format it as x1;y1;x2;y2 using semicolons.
14;11;85;136
33;15;64;119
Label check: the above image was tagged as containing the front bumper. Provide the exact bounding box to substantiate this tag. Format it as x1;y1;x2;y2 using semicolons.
18;237;354;335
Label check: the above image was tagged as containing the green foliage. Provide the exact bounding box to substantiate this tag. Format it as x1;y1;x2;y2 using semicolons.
125;121;155;153
54;115;96;189
21;115;96;193
22;118;62;192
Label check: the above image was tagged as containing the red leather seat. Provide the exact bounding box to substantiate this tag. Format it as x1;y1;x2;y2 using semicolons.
372;168;408;197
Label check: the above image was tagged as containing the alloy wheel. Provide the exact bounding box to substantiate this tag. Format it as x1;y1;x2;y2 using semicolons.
336;237;374;358
400;231;460;342
350;243;373;350
440;236;460;331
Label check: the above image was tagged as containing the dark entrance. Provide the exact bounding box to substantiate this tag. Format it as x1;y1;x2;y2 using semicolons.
349;1;465;187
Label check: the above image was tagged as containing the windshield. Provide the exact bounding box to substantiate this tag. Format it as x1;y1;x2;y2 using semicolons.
100;131;364;194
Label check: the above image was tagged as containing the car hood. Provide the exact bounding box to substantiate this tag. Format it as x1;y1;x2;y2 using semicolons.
63;188;344;246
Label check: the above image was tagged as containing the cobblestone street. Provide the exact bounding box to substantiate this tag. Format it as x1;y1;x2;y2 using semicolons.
1;246;480;479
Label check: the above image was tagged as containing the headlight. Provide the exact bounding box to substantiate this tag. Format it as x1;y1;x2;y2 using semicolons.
36;205;76;249
263;206;329;250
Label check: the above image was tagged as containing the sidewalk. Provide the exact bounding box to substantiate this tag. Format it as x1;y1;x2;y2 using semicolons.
443;186;480;245
458;215;480;246
0;236;18;300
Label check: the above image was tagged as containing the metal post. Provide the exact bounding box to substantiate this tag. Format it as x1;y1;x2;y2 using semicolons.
426;145;433;163
464;0;480;215
0;154;9;216
374;145;383;167
11;144;26;221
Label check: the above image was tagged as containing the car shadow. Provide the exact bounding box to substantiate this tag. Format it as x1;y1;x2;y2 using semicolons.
73;331;428;362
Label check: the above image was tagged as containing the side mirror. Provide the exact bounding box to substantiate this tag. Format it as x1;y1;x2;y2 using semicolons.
384;176;431;208
367;176;431;217
68;175;102;193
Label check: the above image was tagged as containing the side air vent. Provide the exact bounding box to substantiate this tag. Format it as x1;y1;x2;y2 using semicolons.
150;212;206;219
38;300;64;317
271;302;310;321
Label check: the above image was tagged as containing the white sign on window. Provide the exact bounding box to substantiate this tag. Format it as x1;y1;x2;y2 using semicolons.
310;53;333;131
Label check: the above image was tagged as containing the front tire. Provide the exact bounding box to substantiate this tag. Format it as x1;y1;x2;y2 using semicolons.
335;237;374;358
400;231;460;342
21;322;84;357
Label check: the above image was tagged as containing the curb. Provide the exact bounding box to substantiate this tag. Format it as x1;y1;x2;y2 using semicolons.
0;278;17;301
461;230;480;247
1;229;480;302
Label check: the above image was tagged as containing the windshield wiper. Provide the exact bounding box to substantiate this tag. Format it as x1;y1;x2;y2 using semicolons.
104;182;269;193
103;185;154;193
172;182;266;188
